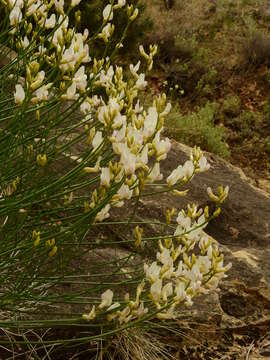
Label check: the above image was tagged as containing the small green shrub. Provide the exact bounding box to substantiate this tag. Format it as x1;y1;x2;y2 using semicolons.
196;68;218;97
166;102;230;157
224;110;265;146
223;95;241;117
155;34;212;98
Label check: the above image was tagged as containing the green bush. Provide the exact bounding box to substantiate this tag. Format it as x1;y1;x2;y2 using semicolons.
166;102;230;157
74;0;153;58
196;68;218;97
223;94;241;117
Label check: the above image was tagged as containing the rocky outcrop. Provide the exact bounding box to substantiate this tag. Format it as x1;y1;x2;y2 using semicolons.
127;141;270;358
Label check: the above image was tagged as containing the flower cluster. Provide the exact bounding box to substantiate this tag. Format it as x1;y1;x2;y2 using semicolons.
83;184;231;323
8;0;176;224
2;0;230;329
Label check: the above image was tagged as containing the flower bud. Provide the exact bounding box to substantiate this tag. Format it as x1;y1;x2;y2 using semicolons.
36;154;47;167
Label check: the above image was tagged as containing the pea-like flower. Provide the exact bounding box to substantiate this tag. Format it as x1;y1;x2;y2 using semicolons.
103;4;113;21
14;84;25;104
99;289;114;309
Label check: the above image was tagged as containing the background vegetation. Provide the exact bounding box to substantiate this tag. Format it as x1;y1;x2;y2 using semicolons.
139;0;270;185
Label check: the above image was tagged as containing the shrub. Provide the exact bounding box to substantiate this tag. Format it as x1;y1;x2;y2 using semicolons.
196;68;218;97
0;0;230;356
166;102;230;157
223;94;241;117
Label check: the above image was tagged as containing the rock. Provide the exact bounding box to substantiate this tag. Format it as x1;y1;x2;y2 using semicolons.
123;140;270;357
56;117;270;355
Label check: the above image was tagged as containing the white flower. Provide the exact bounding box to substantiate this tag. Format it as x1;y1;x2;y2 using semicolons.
37;3;46;17
198;256;212;274
9;6;22;26
139;45;148;59
147;163;163;183
135;302;148;318
52;28;63;51
143;106;158;138
207;245;213;259
83;28;89;40
134;100;143;113
107;302;120;312
157;305;176;320
111;122;126;143
126;123;143;146
223;185;229;199
160;103;172;117
176;212;191;230
161;282;173;302
60;48;76;72
21;36;29;49
186;263;203;285
14;84;25;104
183;160;194;179
99;66;114;85
135;73;147;90
100;167;111;188
130;8;139;21
103;4;113;21
167;165;184;187
8;0;24;8
130;61;140;78
157;248;173;267
55;0;64;13
198;156;210;172
144;262;161;283
99;289;113;309
80;100;91;115
99;23;114;43
153;131;171;161
167;160;194;187
112;113;126;129
59;14;69;29
174;281;186;302
82;305;96;321
207;187;219;202
32;83;52;102
30;70;45;91
45;13;56;29
71;0;81;7
64;83;78;100
95;204;110;222
74;66;87;92
137;144;148;167
26;1;39;16
116;0;126;8
118;306;131;324
116;42;123;49
118;143;136;175
150;279;162;303
117;184;133;200
92;131;103;151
